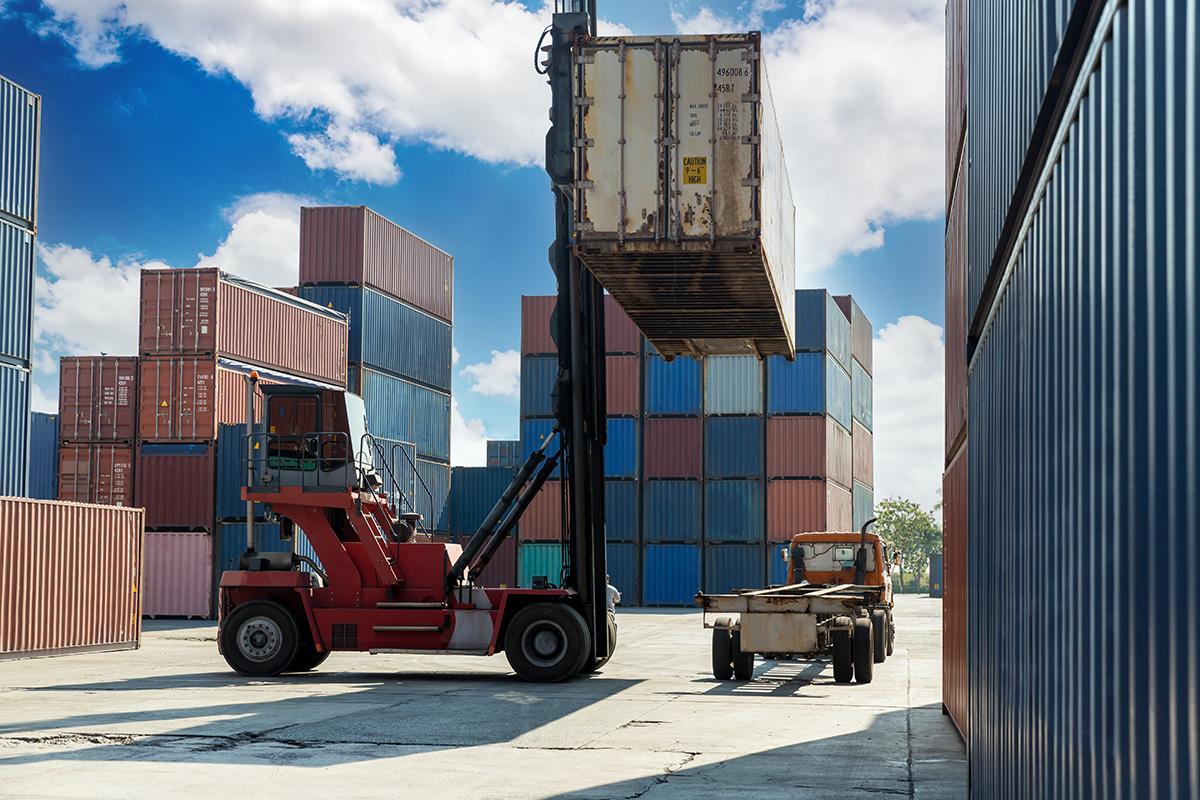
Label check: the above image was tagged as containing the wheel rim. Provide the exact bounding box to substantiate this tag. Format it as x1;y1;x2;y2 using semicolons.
237;616;283;662
522;619;569;668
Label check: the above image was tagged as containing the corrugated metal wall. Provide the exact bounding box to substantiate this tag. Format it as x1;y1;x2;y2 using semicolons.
27;412;57;500
642;544;700;606
704;416;763;478
0;363;30;496
486;439;520;468
604;480;638;542
448;466;513;534
943;444;968;742
704;480;764;542
518;542;564;587
135;444;214;530
414;458;449;532
0;221;34;366
606;542;637;606
643;480;701;542
645;355;701;415
704;356;763;415
851;481;873;532
520;356;557;417
0;76;41;229
356;366;450;463
703;543;763;594
644;417;702;478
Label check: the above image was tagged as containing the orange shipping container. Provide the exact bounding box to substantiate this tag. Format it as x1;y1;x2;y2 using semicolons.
141;532;212;618
852;419;874;488
0;497;143;658
58;356;139;442
766;479;852;541
57;444;134;506
943;442;968;742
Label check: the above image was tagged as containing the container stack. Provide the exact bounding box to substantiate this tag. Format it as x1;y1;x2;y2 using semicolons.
834;295;875;531
486;440;520;468
0;75;40;497
57;356;139;507
298;206;453;532
27;412;58;499
445;465;518;586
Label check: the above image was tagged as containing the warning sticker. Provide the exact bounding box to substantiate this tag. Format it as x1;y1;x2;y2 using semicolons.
682;156;708;185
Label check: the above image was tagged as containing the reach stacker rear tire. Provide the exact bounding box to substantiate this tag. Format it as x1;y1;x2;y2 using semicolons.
505;602;592;683
871;609;888;663
220;600;300;677
712;625;734;680
731;630;754;680
831;617;853;684
853;617;874;684
288;643;331;672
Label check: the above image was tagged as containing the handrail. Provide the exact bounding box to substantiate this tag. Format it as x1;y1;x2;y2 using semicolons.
359;434;431;535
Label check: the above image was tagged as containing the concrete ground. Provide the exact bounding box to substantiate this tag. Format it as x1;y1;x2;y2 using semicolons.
0;594;965;799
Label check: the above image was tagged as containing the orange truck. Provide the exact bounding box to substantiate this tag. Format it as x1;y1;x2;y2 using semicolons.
695;521;896;684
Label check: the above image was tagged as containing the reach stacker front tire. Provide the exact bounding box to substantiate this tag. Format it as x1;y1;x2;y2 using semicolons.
731;630;754;680
853;617;874;684
221;600;300;677
288;643;331;672
505;602;592;682
579;613;618;674
832;617;853;684
712;625;734;680
871;610;888;663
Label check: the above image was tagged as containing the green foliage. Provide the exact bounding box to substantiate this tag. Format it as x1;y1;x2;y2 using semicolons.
873;497;941;593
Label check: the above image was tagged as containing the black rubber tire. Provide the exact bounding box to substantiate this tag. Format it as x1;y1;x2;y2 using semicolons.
579;613;618;674
220;600;300;677
504;602;591;682
886;610;895;656
832;626;853;684
871;609;888;664
731;629;754;680
287;643;331;672
712;627;734;680
853;617;874;684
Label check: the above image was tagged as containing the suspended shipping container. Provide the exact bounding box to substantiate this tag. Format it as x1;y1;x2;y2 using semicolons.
704;543;764;594
141;532;211;618
765;415;851;486
58;356;139;442
0;75;40;228
0;362;30;496
135;443;214;530
643;416;702;479
0;497;142;659
604;479;638;542
641;544;700;606
644;354;702;416
704;480;764;542
27;411;57;499
518;542;564;588
352;365;451;463
704;416;763;479
0;220;35;366
642;480;700;543
766;479;851;541
57;443;133;507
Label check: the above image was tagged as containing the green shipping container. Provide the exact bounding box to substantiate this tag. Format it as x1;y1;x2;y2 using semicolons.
518;542;564;588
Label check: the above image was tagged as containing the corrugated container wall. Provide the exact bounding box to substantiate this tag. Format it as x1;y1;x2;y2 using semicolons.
27;412;57;499
0;75;40;229
851;482;873;532
642;544;700;606
57;444;133;506
792;290;850;371
216;424;259;520
520;480;563;540
59;356;139;442
767;479;851;540
644;417;702;479
703;543;764;594
299;206;453;323
833;295;873;375
606;542;638;606
766;416;851;486
520;295;556;354
518;542;564;588
851;359;872;431
485;440;520;469
704;480;764;542
704;416;763;479
0;498;142;658
644;355;701;415
353;366;450;463
520;356;557;417
643;480;701;543
704;356;762;415
521;418;559;478
0;221;35;366
414;459;449;532
448;466;513;534
604;480;638;542
141;532;211;618
135;444;214;530
945;146;969;452
605;355;639;416
851;420;873;489
572;34;796;359
604;418;638;478
943;444;967;742
0;363;30;496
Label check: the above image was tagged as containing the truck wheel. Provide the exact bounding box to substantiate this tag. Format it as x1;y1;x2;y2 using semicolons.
287;643;330;672
579;613;618;674
886;610;895;656
731;629;754;680
832;624;853;684
220;600;300;677
871;609;887;663
853;617;874;684
504;602;592;682
712;626;734;680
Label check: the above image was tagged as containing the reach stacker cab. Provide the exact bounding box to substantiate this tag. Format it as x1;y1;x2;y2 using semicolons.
217;380;613;682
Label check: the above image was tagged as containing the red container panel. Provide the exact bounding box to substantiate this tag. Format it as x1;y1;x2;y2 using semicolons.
473;535;516;588
298;206;453;323
57;444;134;507
643;417;701;479
765;416;851;488
943;442;968;742
520;480;563;540
138;357;277;442
521;295;556;355
852;419;874;489
141;532;212;618
606;355;640;416
604;294;640;354
135;445;215;530
58;356;139;442
945;158;968;456
766;479;852;541
945;0;966;205
0;497;143;658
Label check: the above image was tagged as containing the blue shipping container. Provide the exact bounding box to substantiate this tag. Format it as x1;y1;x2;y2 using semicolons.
851;359;872;431
216;424;259;520
606;542;637;607
215;522;287;578
0;363;30;496
704;543;764;594
645;355;701;416
414;458;450;532
767;543;790;585
486;439;521;468
298;285;452;391
605;417;638;478
704;416;763;479
704;356;762;415
521;417;560;478
354;365;450;462
766;352;824;415
448;466;514;534
27;411;57;499
520;356;557;417
642;480;701;542
604;479;638;542
824;355;852;431
0;221;34;367
792;290;851;372
642;544;700;606
704;480;764;542
852;481;873;533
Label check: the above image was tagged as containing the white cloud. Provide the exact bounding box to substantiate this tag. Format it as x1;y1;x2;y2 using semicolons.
460;349;520;399
287;124;401;184
451;398;488;467
195;192;311;287
452;346;461;366
871;315;944;511
30;382;58;414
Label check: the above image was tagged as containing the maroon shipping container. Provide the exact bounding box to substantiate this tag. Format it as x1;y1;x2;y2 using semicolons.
135;444;215;530
138;356;287;442
1;497;143;659
58;444;135;507
765;416;851;487
943;441;968;742
945;158;968;457
298;206;453;323
851;419;874;489
644;417;702;479
604;295;641;353
473;536;516;587
58;356;139;442
141;532;212;618
606;355;640;416
833;295;873;376
766;479;852;541
521;295;556;355
139;268;349;385
945;0;966;205
520;481;563;540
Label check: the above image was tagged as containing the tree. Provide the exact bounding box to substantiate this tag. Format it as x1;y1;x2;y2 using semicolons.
873;497;941;592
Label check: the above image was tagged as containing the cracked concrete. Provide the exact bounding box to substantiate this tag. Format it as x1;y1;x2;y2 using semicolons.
0;595;965;799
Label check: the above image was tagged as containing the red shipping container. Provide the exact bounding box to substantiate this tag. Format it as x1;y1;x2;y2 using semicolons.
852;420;874;489
644;417;702;479
141;532;212;618
135;444;215;530
298;206;453;323
1;497;144;658
945;158;968;456
58;444;134;506
139;268;348;385
766;479;852;541
58;356;139;442
472;535;516;588
138;356;287;442
606;355;640;416
766;416;851;487
945;0;967;205
943;442;968;742
520;480;563;540
521;295;556;355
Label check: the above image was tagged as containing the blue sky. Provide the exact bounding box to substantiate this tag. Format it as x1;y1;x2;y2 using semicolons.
0;0;947;506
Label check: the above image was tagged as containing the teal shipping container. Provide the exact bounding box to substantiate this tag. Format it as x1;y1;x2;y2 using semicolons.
518;541;564;588
704;543;764;594
704;480;764;542
643;480;701;543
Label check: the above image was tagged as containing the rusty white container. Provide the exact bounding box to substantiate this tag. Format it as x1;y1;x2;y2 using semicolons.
572;33;795;360
0;497;143;659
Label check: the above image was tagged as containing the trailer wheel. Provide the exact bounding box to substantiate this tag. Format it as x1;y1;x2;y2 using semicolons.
712;626;734;680
288;643;330;672
831;617;853;683
886;610;895;656
220;600;300;677
853;617;874;684
731;629;754;680
504;602;591;682
871;609;888;663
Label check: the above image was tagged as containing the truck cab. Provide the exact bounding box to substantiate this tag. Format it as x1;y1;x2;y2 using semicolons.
783;531;894;607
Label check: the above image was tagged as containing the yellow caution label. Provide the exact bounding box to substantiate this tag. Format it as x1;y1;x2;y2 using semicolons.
160;401;168;408
253;441;260;450
682;156;708;185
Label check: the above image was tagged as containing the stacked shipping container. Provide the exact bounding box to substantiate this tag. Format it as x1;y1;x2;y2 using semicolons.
57;357;138;507
27;412;57;499
486;440;520;468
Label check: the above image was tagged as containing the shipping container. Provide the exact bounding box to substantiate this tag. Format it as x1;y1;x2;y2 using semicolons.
520;355;557;417
141;532;211;618
766;479;851;541
27;411;57;499
644;354;701;416
704;416;762;479
520;480;562;541
414;458;449;532
928;552;943;598
297;284;452;391
703;543;764;594
704;480;763;542
851;419;873;489
448;466;514;534
214;521;288;585
572;33;795;360
0;497;142;659
704;356;763;416
606;542;637;606
604;479;638;543
767;541;789;585
642;544;700;606
0;219;35;366
521;418;559;478
851;359;872;432
353;365;451;463
643;416;702;479
471;535;516;587
135;443;214;530
793;290;851;371
518;542;564;588
0;75;40;228
58;356;139;442
944;0;966;204
945;152;968;455
833;295;873;376
765;415;851;487
606;355;640;416
852;481;873;533
57;443;133;507
942;442;967;741
642;479;701;543
767;352;851;429
299;206;453;323
605;417;638;478
486;439;520;469
604;295;642;354
521;295;556;354
216;423;255;520
0;363;30;496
